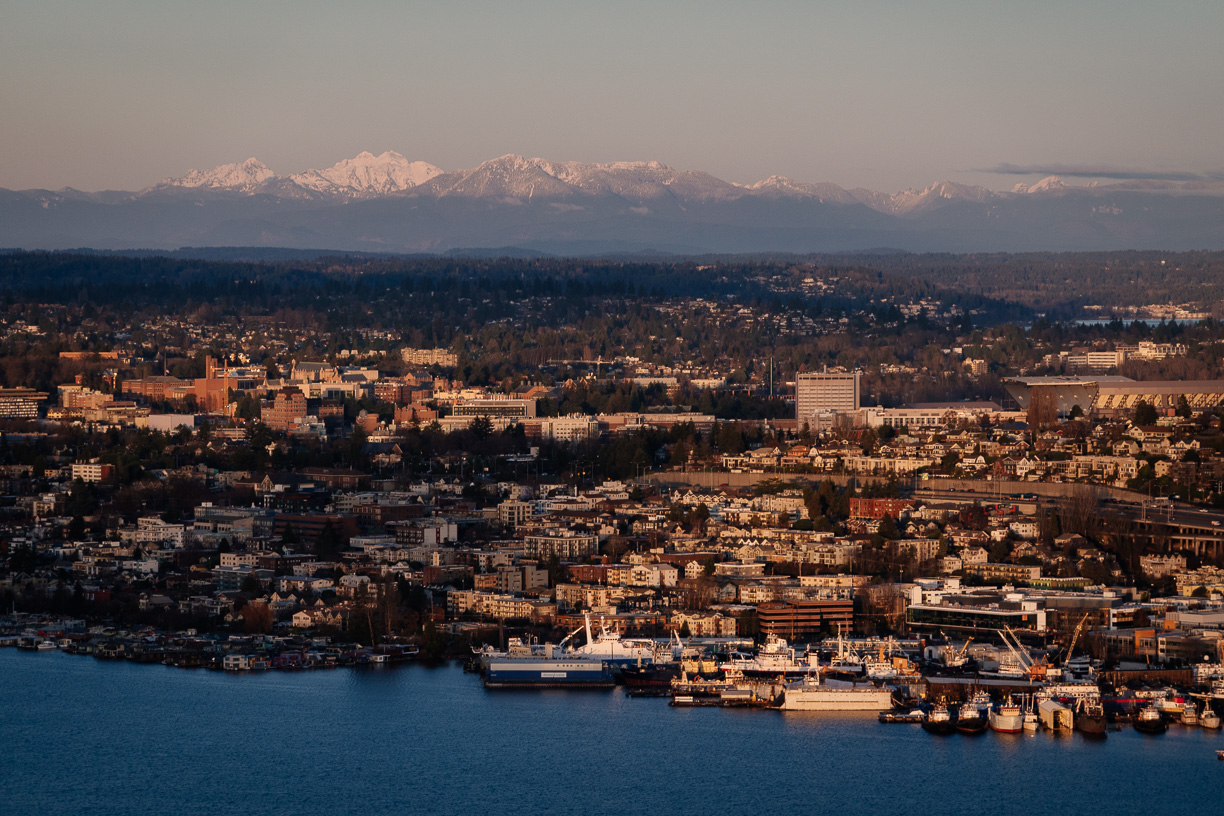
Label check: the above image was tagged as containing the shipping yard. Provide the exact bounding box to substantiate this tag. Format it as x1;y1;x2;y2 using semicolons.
14;607;1220;748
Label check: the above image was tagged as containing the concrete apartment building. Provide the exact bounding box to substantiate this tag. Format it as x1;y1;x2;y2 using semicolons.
795;371;861;420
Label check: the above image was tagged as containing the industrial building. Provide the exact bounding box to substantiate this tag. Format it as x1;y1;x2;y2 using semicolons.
1003;376;1224;418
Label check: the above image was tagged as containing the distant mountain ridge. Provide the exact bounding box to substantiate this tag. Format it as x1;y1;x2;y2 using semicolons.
4;152;1224;254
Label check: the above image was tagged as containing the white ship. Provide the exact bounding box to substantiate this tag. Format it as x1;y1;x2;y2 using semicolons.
472;636;554;671
473;614;655;672
723;634;820;679
988;700;1026;733
779;674;894;711
566;615;656;666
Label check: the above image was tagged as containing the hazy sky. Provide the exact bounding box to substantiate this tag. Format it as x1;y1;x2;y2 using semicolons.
2;0;1222;192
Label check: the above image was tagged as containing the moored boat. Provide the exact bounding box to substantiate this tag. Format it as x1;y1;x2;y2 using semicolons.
484;657;615;689
722;634;819;681
780;674;894;712
988;700;1025;734
1134;705;1168;734
955;704;987;735
1074;699;1108;737
879;708;925;723
1153;688;1186;720
955;693;989;735
922;703;957;735
1201;709;1221;730
620;662;681;689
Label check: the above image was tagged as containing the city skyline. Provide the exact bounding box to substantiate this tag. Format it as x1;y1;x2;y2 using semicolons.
3;1;1222;193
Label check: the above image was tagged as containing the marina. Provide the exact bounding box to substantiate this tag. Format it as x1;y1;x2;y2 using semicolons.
4;649;1224;816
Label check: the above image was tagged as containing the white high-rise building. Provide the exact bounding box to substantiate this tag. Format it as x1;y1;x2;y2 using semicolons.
796;371;861;419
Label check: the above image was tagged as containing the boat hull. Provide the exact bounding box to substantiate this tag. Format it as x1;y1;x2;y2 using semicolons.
620;664;680;688
988;708;1025;733
921;719;957;735
484;658;615;689
955;715;987;735
781;686;894;711
1075;714;1108;736
1134;717;1167;734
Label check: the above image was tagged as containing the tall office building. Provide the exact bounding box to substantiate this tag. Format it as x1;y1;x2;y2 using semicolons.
796;371;861;419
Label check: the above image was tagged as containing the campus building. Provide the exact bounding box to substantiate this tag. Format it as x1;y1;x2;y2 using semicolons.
796;371;861;421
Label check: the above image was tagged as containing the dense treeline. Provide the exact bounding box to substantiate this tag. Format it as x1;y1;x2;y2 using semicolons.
6;250;1224;403
0;251;1011;319
803;250;1224;315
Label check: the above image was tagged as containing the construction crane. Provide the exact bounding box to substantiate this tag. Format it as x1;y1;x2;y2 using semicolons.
1062;613;1091;666
957;638;974;659
1000;626;1048;680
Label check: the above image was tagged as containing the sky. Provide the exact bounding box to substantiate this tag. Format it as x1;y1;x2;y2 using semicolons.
2;0;1222;193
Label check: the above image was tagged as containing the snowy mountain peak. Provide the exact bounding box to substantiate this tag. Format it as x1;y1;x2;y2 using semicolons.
748;175;801;190
290;151;442;196
161;158;275;192
1012;176;1068;194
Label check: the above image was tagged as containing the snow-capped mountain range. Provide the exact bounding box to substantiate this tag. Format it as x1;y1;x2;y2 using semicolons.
4;151;1224;254
157;151;443;199
150;151;1157;210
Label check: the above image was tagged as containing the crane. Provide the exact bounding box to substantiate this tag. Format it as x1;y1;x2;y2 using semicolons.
1062;613;1091;666
957;638;974;659
1000;626;1047;679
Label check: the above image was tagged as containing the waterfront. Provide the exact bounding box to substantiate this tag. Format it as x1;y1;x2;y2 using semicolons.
3;651;1221;816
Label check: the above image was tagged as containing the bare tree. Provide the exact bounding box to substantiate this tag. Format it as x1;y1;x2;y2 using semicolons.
241;601;274;635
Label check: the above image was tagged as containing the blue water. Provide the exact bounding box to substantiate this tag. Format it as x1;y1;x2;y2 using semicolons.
2;650;1221;816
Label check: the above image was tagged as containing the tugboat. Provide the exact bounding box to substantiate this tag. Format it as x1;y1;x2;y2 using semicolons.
1182;705;1199;727
922;703;957;735
955;692;989;735
1134;705;1168;734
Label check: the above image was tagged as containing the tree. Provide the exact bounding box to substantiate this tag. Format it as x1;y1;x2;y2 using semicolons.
240;573;264;597
988;540;1011;562
241;601;274;634
1134;400;1158;426
1068;404;1084;420
315;521;341;560
66;515;87;541
678;620;692;639
470;415;493;439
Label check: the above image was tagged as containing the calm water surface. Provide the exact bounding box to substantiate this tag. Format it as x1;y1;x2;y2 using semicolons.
2;650;1220;816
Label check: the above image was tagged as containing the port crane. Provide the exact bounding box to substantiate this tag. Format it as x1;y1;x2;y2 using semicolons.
1061;613;1091;665
999;626;1047;680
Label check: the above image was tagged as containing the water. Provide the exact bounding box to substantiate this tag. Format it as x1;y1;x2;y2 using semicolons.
2;650;1221;816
